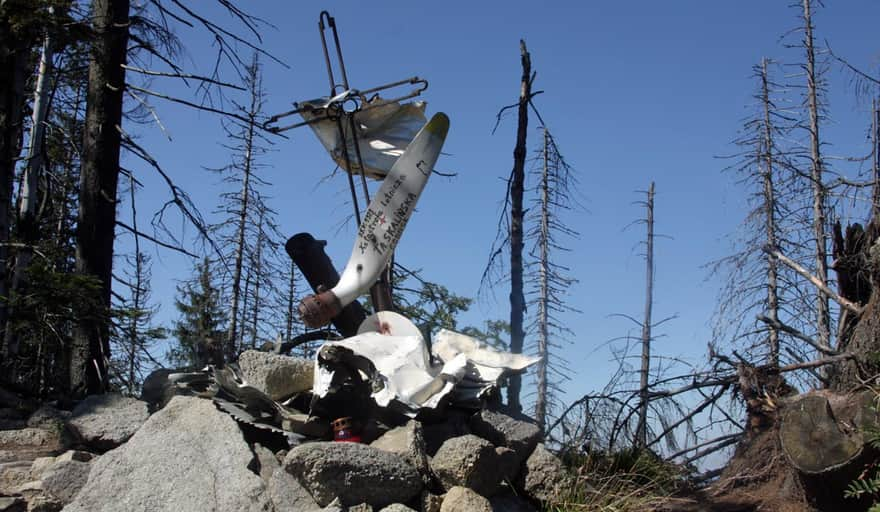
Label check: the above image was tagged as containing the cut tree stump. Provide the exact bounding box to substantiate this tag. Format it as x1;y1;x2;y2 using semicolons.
780;391;878;475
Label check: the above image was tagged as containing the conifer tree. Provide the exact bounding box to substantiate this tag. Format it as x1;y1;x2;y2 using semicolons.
168;258;227;368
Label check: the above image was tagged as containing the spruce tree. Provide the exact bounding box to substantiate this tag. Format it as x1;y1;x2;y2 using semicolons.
168;258;227;368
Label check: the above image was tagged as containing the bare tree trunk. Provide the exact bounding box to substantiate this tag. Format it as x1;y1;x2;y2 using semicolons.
0;7;31;361
803;0;830;349
507;39;531;413
240;262;252;351
126;172;141;395
635;182;655;449
73;0;130;395
534;128;550;429
761;58;781;368
227;104;255;357
872;98;880;220
249;210;264;351
5;29;54;357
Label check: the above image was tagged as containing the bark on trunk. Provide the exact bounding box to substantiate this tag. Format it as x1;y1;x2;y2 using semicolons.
0;6;31;363
249;210;264;351
534;128;549;429
803;0;831;349
635;182;655;449
227;110;254;357
507;39;531;413
760;58;781;368
72;0;130;395
872;98;880;220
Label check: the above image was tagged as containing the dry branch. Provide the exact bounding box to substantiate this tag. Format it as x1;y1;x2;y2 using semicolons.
763;245;863;315
756;314;837;355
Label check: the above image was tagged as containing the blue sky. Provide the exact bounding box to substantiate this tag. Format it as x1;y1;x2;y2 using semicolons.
121;1;880;412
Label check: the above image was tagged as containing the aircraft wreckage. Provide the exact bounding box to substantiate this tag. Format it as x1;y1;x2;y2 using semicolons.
154;11;540;444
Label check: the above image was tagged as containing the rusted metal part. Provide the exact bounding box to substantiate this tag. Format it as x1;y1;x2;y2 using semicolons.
370;269;394;315
299;288;344;330
286;233;366;337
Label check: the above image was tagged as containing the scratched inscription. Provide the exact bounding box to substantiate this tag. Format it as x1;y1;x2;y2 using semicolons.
357;165;422;257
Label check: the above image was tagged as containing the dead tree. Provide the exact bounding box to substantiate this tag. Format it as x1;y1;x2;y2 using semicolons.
533;129;551;429
210;54;271;358
802;0;831;349
4;18;55;360
635;182;655;449
760;59;782;367
528;127;579;431
508;40;531;413
873;98;880;219
710;58;820;377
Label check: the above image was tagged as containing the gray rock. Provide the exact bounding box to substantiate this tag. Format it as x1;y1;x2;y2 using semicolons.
469;410;540;464
370;421;431;483
0;461;32;495
24;495;61;512
67;394;148;450
29;457;56;480
430;435;501;497
252;443;279;483
517;444;567;503
0;496;25;512
64;395;269;512
284;441;422;508
40;459;89;503
26;406;70;430
0;427;68;459
440;486;492;512
282;413;332;439
378;505;415;512
267;465;322;512
53;450;93;464
237;350;313;400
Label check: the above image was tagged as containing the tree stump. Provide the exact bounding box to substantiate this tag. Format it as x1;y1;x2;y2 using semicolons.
779;391;880;510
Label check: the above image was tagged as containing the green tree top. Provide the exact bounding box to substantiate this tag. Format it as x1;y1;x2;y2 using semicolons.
168;258;227;368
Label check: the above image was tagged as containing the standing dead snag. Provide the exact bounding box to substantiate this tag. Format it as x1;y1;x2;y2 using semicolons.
760;58;781;368
802;0;831;350
635;182;655;449
507;39;532;413
711;58;808;372
872;98;880;219
529;127;579;431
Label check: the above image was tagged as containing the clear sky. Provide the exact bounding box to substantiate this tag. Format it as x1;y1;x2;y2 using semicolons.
120;1;880;415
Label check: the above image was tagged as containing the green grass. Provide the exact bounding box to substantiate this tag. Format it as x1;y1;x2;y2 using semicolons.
546;448;690;512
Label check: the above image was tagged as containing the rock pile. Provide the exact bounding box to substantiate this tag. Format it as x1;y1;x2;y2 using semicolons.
0;351;571;512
